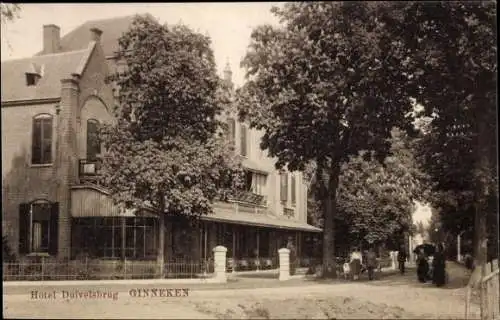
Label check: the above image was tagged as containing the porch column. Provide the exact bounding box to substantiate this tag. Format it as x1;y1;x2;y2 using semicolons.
256;229;260;271
232;227;236;272
121;216;126;261
204;223;208;260
165;220;173;261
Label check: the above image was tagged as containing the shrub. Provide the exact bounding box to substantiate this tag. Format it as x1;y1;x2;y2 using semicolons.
2;235;17;262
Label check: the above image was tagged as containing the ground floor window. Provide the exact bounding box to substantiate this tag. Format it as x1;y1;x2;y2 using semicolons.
18;201;59;255
71;217;157;260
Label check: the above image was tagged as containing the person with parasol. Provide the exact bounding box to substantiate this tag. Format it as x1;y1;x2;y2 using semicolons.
414;243;435;282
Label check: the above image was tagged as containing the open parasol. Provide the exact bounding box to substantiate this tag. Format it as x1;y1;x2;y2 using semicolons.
413;243;436;256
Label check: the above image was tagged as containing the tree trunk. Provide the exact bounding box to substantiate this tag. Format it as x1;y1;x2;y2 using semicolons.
473;116;491;271
321;161;341;278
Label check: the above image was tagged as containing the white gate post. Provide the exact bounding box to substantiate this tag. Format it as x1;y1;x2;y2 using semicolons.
390;251;398;270
213;245;227;283
278;248;290;281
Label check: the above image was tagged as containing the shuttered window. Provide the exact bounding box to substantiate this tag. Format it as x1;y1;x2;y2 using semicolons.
280;172;288;202
32;114;53;164
18;201;59;255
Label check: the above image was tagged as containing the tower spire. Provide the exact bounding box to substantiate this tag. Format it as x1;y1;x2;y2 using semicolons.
223;58;232;84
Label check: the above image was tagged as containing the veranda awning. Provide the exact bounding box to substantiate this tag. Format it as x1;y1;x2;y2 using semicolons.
202;202;322;233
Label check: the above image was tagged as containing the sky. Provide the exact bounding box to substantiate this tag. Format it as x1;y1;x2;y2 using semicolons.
413;201;432;227
1;3;282;87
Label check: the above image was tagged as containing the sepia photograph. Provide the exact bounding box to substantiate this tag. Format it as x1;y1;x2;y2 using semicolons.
1;2;498;319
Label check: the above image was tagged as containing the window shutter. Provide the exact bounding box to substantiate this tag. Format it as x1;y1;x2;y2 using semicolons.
280;172;288;202
227;118;236;142
240;124;247;156
291;175;296;205
49;202;59;256
18;203;31;254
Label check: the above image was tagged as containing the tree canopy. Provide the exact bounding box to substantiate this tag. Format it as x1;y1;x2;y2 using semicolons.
237;2;418;276
101;15;243;219
1;3;20;25
381;1;497;262
338;128;430;246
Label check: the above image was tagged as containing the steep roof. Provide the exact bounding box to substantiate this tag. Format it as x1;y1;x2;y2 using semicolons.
39;14;155;58
1;43;95;102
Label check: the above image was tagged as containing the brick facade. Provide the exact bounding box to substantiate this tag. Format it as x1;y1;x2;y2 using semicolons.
1;36;113;259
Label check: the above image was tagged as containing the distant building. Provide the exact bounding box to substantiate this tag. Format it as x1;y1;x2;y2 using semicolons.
1;15;320;267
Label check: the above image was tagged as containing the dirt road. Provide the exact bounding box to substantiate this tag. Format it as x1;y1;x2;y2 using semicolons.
3;262;478;319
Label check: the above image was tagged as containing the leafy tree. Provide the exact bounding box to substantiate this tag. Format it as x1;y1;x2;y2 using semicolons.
237;2;417;277
381;1;497;264
337;128;430;249
101;16;243;266
1;3;20;24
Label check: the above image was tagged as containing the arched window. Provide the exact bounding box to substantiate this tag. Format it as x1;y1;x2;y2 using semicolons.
86;119;101;160
32;114;53;165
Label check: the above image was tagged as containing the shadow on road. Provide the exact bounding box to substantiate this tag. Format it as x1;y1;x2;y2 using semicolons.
363;261;472;290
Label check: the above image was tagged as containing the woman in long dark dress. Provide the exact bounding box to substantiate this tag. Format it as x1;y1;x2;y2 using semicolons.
432;244;446;287
417;249;429;283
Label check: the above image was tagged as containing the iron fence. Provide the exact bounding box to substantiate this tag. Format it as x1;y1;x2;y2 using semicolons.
226;257;278;272
3;258;214;281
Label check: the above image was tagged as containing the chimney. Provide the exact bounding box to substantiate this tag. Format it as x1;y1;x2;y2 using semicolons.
43;24;61;54
90;27;103;42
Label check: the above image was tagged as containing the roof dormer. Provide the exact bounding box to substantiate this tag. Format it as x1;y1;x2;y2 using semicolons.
25;63;43;86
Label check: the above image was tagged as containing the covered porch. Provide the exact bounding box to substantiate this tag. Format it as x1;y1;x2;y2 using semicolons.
70;186;321;267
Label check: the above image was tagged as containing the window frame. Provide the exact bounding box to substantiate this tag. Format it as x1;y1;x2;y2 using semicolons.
280;171;288;203
86;118;101;161
31;113;54;166
70;217;158;260
19;200;58;256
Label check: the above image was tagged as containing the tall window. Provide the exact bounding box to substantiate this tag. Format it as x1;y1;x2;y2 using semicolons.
19;201;59;255
280;171;288;202
291;175;296;206
252;173;267;195
240;124;248;156
86;119;101;160
32;114;53;165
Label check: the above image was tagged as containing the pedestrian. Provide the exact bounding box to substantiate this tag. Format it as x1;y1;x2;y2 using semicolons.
432;243;446;287
397;246;407;275
416;248;429;283
350;246;362;280
366;247;378;280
